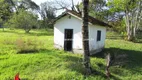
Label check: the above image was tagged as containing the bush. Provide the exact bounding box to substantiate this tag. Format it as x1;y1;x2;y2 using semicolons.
3;39;14;45
15;38;45;53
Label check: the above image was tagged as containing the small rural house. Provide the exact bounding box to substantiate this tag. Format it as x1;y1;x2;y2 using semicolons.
54;10;110;55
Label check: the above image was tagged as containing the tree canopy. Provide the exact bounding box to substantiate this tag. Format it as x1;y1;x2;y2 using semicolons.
5;9;38;33
108;0;142;40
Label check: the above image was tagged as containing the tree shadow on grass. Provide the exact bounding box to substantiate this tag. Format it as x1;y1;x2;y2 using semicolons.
39;49;120;79
16;48;142;79
93;48;142;78
57;53;110;79
133;39;142;43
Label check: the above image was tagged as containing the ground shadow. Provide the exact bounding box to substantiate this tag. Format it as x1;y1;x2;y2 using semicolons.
37;49;108;79
15;48;142;79
133;39;142;43
93;48;142;78
36;49;121;79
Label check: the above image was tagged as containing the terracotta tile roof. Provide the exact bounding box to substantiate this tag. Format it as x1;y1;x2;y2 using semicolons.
54;10;111;27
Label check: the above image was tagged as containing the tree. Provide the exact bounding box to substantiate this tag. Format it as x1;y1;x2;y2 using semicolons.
53;0;71;10
8;0;40;13
0;0;13;31
78;0;110;21
39;2;56;29
108;0;142;41
82;0;92;75
5;0;17;12
89;0;108;20
5;9;38;33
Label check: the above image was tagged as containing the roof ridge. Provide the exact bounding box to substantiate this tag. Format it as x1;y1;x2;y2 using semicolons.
54;10;112;27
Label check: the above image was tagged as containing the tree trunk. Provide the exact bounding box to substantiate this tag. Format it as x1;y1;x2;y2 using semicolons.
105;53;111;78
82;0;92;75
125;1;142;41
2;26;4;32
133;27;136;38
71;0;75;11
125;11;133;41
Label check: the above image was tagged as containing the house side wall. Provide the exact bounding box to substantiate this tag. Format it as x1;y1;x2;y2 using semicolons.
54;15;83;53
89;24;106;54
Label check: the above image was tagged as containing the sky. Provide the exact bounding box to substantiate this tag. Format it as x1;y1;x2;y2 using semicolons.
31;0;81;19
32;0;82;19
32;0;82;5
32;0;82;16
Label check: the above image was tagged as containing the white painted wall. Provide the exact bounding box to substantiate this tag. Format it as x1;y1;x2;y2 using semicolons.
89;24;106;52
54;14;106;54
54;15;83;50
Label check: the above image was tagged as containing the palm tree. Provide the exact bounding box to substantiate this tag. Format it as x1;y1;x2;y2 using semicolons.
82;0;92;75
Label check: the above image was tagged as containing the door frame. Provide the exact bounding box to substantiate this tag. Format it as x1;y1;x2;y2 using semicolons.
64;29;73;51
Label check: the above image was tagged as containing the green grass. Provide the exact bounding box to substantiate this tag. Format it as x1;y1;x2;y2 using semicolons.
0;29;142;80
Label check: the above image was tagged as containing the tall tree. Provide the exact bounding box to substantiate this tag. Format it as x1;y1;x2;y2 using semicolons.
78;0;109;21
40;2;56;29
10;0;40;13
4;9;38;33
0;0;13;31
108;0;142;41
82;0;92;75
5;0;17;12
89;0;107;20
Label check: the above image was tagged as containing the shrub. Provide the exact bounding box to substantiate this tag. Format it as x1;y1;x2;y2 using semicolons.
3;39;14;45
15;37;45;53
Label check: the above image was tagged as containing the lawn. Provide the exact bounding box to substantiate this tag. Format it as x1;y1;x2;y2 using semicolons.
0;29;142;80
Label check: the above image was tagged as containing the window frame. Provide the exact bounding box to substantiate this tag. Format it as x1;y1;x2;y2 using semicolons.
97;30;101;41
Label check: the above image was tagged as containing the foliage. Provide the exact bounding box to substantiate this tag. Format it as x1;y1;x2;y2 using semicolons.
107;0;142;41
4;10;38;33
39;2;56;29
78;0;109;21
9;0;40;13
109;18;126;33
89;0;108;21
0;29;142;80
0;18;2;24
0;0;13;31
0;0;12;21
15;37;45;53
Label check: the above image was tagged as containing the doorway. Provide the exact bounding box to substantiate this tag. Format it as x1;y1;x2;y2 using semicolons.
64;29;73;51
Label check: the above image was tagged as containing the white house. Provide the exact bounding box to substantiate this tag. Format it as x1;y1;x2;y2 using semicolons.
54;10;111;55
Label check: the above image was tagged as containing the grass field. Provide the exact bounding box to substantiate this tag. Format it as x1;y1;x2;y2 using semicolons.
0;29;142;80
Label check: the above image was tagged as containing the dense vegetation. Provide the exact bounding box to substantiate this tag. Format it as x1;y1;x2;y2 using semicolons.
0;29;142;80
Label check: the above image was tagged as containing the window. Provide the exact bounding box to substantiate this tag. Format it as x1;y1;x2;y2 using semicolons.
97;30;101;41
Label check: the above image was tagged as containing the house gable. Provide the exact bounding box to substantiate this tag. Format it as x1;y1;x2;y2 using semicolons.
54;14;83;50
54;10;111;28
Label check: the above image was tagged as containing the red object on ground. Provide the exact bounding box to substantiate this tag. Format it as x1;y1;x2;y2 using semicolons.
15;73;20;80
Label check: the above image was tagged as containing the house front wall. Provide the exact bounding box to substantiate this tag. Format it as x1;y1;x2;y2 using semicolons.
89;24;106;54
54;15;83;53
54;14;107;54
